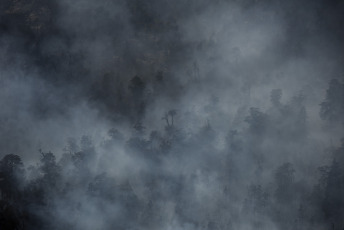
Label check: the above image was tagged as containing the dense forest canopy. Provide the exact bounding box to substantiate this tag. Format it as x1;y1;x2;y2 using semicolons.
0;0;344;229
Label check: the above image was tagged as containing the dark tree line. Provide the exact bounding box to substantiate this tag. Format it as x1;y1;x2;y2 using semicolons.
0;79;343;229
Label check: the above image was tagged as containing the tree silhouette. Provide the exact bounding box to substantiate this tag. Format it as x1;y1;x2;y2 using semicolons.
274;162;295;204
320;79;344;123
129;76;145;97
39;151;61;192
162;112;170;127
168;109;177;127
0;154;24;201
245;107;268;135
162;109;177;128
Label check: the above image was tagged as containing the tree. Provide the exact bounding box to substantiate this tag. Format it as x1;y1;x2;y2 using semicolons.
322;145;344;225
162;112;170;127
149;131;161;151
198;119;216;143
288;93;308;139
245;107;268;135
0;200;24;230
274;162;295;204
168;109;177;126
133;121;146;135
39;151;61;190
0;154;23;175
63;137;79;154
320;79;344;123
0;154;24;201
244;184;269;216
129;75;145;97
128;76;146;119
162;109;177;128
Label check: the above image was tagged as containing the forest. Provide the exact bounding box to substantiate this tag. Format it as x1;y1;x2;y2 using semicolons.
1;0;344;229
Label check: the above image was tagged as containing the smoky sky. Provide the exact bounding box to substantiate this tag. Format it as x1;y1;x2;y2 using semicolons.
0;0;343;160
1;0;344;229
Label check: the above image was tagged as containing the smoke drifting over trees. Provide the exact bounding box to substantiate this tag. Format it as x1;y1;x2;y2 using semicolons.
0;0;344;229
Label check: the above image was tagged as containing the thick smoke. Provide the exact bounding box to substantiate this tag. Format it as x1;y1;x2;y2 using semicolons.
0;0;344;229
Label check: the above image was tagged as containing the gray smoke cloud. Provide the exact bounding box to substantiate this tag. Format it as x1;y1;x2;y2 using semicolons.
0;0;344;229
